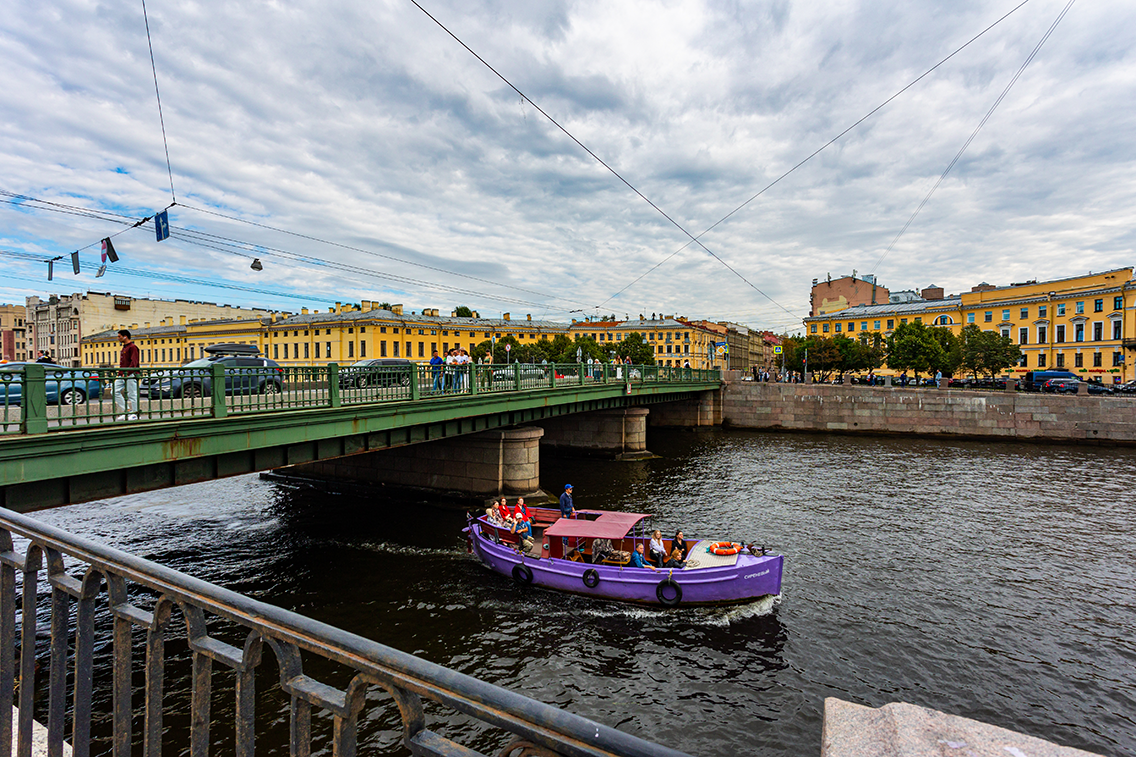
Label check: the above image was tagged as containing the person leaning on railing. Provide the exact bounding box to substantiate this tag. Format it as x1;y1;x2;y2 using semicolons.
114;329;140;421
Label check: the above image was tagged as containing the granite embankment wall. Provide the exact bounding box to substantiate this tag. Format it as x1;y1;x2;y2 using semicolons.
721;381;1136;444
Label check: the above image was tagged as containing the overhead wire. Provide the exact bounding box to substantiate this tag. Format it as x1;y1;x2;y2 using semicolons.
595;0;1036;311
869;0;1076;274
140;0;176;203
406;0;797;320
1;191;575;310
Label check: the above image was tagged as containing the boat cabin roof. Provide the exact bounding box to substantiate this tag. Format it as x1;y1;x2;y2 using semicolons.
542;511;650;539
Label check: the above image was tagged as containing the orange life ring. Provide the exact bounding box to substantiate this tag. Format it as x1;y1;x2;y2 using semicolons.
709;542;741;556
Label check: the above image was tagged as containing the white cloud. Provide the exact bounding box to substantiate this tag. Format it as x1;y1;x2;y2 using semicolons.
0;0;1133;331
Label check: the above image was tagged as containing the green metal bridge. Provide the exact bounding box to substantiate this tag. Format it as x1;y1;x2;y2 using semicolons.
0;362;720;511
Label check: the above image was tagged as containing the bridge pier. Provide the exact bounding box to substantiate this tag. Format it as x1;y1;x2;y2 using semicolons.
534;407;652;459
279;426;546;500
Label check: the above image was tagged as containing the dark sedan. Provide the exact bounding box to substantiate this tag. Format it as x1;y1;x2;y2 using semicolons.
1042;378;1081;394
338;359;412;389
146;356;284;398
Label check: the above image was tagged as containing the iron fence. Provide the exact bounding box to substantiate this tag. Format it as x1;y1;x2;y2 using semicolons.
0;507;688;757
3;362;720;435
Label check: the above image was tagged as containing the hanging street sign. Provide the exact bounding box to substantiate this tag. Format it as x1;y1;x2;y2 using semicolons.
155;210;170;242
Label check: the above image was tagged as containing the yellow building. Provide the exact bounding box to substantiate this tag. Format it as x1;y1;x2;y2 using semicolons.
82;303;570;368
802;268;1136;383
568;317;727;370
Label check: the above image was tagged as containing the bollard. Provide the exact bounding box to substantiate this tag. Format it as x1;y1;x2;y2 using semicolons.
328;363;341;408
21;363;48;434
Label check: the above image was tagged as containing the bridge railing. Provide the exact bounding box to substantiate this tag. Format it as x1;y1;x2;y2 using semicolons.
3;362;720;435
0;506;688;757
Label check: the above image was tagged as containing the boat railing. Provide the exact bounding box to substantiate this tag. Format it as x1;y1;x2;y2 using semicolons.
0;506;691;757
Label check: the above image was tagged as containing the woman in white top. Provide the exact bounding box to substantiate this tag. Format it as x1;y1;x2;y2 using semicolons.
648;529;667;568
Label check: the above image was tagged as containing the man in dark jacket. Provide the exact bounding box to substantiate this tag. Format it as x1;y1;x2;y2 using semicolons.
115;329;141;420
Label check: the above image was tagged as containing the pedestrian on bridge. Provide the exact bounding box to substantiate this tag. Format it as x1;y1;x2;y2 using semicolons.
115;329;140;421
430;350;444;393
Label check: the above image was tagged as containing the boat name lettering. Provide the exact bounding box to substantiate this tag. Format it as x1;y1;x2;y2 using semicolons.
744;570;770;579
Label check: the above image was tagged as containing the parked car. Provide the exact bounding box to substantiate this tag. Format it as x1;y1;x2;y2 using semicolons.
1084;381;1115;395
145;345;283;398
0;362;102;405
1113;380;1136;395
490;365;549;384
1042;378;1081;394
339;358;412;389
1021;370;1078;392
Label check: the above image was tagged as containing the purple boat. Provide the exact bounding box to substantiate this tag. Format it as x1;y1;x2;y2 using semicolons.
464;507;783;607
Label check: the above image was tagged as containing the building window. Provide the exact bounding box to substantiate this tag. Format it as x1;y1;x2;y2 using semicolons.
1037;353;1046;367
1020;307;1028;320
293;344;299;359
327;342;332;357
1093;351;1102;367
1074;353;1083;368
348;342;354;358
1113;321;1122;340
1094;299;1104;313
1075;324;1084;342
392;342;399;357
874;320;881;330
900;318;907;325
1076;301;1084;314
1056;325;1065;343
847;322;855;332
1038;326;1047;344
861;322;867;330
1000;310;1009;322
967;313;975;324
418;342;424;358
360;341;365;357
834;324;841;333
1056;353;1065;368
810;325;817;333
1093;323;1103;341
1001;328;1010;339
1039;306;1047;318
314;343;320;359
1114;296;1123;311
822;324;829;333
1019;328;1028;345
1113;351;1123;367
304;343;310;359
984;312;993;322
914;317;921;324
1057;303;1066;316
887;320;894;330
380;341;387;357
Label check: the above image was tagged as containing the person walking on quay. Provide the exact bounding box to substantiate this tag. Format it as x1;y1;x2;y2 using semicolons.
430;350;444;393
935;369;943;388
114;329;140;421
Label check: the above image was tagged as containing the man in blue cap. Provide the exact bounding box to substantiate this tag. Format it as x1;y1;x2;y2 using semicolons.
558;484;575;551
559;484;575;519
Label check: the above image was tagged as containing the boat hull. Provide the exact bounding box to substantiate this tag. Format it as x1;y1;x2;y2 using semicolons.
466;524;783;607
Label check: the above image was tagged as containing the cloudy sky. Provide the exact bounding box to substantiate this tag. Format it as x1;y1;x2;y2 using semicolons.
1;0;1133;333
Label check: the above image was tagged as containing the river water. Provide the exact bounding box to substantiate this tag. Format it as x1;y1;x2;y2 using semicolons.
29;429;1136;756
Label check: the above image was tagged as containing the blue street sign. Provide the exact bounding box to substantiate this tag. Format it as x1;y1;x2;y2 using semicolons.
155;210;170;242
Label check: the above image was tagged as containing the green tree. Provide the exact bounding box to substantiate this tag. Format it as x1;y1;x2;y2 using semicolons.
615;332;656;364
960;325;1022;379
929;327;963;375
886;321;944;382
453;305;473;318
834;335;869;376
858;332;886;371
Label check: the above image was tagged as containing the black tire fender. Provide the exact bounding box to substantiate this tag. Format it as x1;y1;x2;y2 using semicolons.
582;568;600;589
656;577;682;607
512;564;533;585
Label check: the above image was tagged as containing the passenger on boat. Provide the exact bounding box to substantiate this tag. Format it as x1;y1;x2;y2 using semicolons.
495;497;513;525
511;498;533;538
663;547;686;569
629;543;657;570
486;507;504;527
672;530;690;561
558;484;575;549
649;530;667;567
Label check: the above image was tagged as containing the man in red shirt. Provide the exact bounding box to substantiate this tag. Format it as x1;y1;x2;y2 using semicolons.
115;329;141;420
